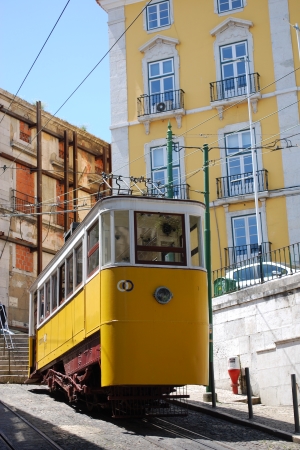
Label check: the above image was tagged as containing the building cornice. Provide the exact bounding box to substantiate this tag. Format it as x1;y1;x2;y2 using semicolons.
210;17;253;36
96;0;142;12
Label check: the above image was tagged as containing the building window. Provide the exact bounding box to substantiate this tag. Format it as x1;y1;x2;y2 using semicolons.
148;58;174;112
218;0;243;13
232;215;259;261
151;143;181;197
220;41;247;97
147;1;170;30
225;130;253;196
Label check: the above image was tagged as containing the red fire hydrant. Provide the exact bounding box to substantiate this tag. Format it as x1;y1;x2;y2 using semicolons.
228;356;240;394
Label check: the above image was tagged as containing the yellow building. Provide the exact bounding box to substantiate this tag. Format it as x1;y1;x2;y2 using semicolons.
97;0;300;272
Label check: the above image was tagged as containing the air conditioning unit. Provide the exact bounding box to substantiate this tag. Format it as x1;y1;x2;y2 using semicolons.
155;100;173;113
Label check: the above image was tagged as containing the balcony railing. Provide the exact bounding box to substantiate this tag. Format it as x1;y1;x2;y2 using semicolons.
210;73;260;102
216;169;268;199
213;242;300;297
225;241;271;267
11;189;36;214
137;89;185;117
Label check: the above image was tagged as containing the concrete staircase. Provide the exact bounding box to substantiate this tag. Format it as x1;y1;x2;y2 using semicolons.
0;333;28;383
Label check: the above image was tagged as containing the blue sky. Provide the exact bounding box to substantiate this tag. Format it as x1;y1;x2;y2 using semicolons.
1;0;111;142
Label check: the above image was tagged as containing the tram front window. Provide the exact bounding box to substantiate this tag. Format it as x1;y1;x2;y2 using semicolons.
190;216;203;267
135;212;186;265
87;220;99;276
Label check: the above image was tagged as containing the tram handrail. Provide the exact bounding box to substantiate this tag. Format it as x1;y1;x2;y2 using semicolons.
0;305;14;350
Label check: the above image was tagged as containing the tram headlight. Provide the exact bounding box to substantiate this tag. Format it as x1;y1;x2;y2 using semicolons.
154;286;173;304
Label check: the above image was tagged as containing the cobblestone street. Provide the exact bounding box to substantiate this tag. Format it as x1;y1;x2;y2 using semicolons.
0;385;299;449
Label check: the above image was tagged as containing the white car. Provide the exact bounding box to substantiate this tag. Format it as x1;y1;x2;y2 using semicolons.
225;261;292;288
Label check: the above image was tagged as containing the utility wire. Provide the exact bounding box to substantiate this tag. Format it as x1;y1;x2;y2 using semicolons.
0;0;71;126
0;0;153;175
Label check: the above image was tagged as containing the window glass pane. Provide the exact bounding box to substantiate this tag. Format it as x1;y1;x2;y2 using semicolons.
136;212;185;264
149;63;160;78
66;254;73;296
59;264;65;304
39;288;44;322
52;273;57;311
102;212;111;265
219;0;230;11
87;221;99;276
163;76;174;92
153;170;166;184
115;211;130;263
150;80;161;95
152;147;165;168
232;0;242;8
162;59;173;74
223;64;234;78
226;134;239;154
75;244;83;286
88;221;99;252
235;43;246;57
242;131;251;149
33;292;37;331
45;281;50;317
190;216;202;267
222;47;232;61
237;61;246;77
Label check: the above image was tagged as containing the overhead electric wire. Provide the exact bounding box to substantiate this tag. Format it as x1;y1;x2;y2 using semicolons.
0;0;72;126
0;0;154;176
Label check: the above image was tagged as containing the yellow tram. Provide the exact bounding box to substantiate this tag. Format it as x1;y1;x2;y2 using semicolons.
28;195;208;417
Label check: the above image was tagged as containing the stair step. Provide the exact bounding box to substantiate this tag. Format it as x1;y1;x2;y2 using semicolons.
0;375;28;384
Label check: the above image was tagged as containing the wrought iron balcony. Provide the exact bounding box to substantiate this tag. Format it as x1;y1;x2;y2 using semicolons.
210;73;260;102
137;89;185;117
216;169;268;199
224;242;271;267
11;189;36;214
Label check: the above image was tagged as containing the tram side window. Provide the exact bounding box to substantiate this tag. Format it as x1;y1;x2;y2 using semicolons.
33;291;37;331
135;212;186;265
45;281;50;317
189;216;203;267
39;288;45;323
59;264;65;304
75;243;83;287
87;220;99;276
52;272;58;312
115;211;130;263
102;213;111;266
66;253;73;297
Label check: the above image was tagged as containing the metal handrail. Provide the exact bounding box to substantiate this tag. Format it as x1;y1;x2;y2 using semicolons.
216;169;268;199
137;89;185;117
210;72;260;102
213;242;300;297
0;304;14;350
11;189;36;214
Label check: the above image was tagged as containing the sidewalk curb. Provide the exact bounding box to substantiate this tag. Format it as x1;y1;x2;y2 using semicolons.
186;401;300;444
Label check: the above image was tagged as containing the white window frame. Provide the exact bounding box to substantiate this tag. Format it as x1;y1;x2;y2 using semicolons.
232;214;260;261
143;0;173;33
214;0;246;16
144;136;186;196
146;1;170;31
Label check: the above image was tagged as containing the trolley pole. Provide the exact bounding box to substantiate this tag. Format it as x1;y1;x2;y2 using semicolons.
166;122;174;199
204;143;216;407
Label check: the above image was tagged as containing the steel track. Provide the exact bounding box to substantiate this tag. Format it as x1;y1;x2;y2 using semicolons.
0;400;64;450
142;417;239;450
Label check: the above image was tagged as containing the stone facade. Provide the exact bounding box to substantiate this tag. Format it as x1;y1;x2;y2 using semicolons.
0;88;111;331
213;273;300;405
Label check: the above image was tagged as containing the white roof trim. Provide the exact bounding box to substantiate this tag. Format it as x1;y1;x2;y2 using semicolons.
210;17;253;36
139;34;179;53
96;0;142;11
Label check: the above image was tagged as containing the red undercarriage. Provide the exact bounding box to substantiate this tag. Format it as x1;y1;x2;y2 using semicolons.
28;333;188;418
